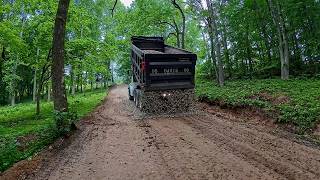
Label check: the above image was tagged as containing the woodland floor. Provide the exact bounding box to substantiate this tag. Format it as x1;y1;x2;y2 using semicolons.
1;85;320;180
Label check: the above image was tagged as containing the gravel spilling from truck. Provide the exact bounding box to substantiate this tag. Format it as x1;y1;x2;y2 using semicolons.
139;89;195;114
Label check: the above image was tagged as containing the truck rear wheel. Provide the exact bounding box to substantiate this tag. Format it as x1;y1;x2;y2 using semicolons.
128;88;134;100
137;90;142;109
133;90;137;103
134;89;142;109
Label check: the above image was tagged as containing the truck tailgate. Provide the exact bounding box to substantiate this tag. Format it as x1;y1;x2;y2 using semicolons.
145;54;196;90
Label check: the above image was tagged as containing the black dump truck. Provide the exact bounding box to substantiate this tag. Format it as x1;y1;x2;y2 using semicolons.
128;36;197;113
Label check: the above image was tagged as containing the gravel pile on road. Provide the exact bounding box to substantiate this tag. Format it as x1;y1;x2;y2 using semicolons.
140;89;196;114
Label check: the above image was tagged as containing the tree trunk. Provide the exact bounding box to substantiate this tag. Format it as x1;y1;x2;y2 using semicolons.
10;94;15;106
201;30;216;78
181;16;185;49
84;72;88;92
51;0;70;112
104;78;107;88
70;65;76;95
36;89;41;115
111;64;114;83
0;46;4;104
176;33;181;48
281;20;290;79
222;22;231;78
206;0;224;86
208;27;219;82
47;82;51;101
33;48;40;102
11;60;17;106
172;0;185;49
76;73;80;92
214;26;224;85
33;70;37;102
267;0;289;80
246;29;253;78
172;19;181;48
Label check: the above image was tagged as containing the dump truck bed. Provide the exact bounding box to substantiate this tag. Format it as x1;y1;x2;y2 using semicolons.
131;36;197;91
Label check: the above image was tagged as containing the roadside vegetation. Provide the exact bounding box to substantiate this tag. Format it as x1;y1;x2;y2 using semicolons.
0;90;107;172
196;78;320;133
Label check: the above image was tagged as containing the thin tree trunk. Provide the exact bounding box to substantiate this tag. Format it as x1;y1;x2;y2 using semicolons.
172;0;185;49
254;0;273;77
222;22;231;78
172;19;181;47
267;0;289;80
208;27;219;82
246;29;253;78
33;69;37;102
51;0;70;112
84;72;88;92
278;1;289;79
206;0;224;86
12;8;26;106
71;65;75;95
201;30;215;78
76;73;80;92
36;89;41;115
111;64;114;83
33;48;40;102
10;94;15;106
11;60;17;106
47;82;51;101
0;46;4;104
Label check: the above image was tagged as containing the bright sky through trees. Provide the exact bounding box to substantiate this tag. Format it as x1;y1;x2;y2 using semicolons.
120;0;133;7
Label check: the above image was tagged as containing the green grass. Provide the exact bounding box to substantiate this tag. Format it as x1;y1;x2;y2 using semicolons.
196;78;320;133
0;89;107;172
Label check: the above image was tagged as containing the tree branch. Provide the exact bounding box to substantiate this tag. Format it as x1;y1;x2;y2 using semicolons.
158;21;176;30
171;0;186;48
111;0;118;17
172;0;186;19
166;32;177;39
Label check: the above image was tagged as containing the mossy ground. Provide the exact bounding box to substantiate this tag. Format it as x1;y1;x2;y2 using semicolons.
0;89;107;172
196;78;320;133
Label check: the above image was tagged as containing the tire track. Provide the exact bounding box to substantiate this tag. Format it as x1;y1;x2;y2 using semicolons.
178;115;320;179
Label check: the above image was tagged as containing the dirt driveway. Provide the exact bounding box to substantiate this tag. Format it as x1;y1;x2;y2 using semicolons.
2;85;320;180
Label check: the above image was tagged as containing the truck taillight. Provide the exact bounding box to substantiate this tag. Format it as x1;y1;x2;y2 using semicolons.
141;62;145;71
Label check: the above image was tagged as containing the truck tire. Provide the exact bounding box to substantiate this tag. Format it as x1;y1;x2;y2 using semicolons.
133;89;137;104
128;88;134;100
136;89;142;109
135;94;139;108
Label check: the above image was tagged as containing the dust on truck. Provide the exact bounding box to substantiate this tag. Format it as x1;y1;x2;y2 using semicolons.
128;36;197;113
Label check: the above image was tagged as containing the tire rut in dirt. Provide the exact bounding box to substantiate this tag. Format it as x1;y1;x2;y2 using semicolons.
187;115;320;176
178;115;320;180
146;117;284;180
136;120;178;180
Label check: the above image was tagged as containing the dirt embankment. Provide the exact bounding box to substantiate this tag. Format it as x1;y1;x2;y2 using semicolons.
2;85;320;180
